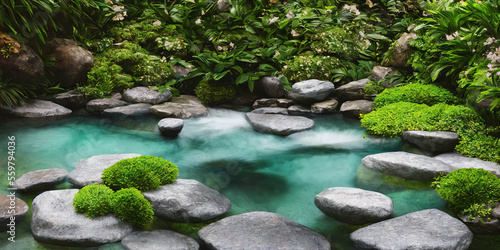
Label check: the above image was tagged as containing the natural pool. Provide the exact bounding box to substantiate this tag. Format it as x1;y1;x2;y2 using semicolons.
0;109;498;249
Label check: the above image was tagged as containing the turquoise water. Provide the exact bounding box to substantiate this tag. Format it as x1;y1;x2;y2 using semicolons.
0;109;497;249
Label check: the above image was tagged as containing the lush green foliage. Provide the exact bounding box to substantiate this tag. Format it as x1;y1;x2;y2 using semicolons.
72;184;114;218
364;79;385;95
110;187;154;227
373;83;459;109
195;78;237;105
281;52;342;82
432;168;500;220
102;155;179;191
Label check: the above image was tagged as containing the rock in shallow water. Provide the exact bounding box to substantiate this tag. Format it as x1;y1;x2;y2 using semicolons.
340;100;373;119
51;90;87;110
434;152;500;177
123;87;172;105
315;187;393;225
121;229;199;250
311;99;338;114
350;209;473;250
158;118;184;137
13;168;68;192
335;78;369;101
286;79;335;103
103;103;152;116
0;194;29;230
86;98;128;113
198;211;330;250
2;99;72;118
402;130;459;152
150;95;208;119
31;189;133;246
245;113;314;136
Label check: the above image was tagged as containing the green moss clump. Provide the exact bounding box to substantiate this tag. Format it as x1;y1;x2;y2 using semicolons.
111;188;154;227
373;83;459;109
281;52;342;82
72;184;114;218
102;156;179;191
195;79;237;105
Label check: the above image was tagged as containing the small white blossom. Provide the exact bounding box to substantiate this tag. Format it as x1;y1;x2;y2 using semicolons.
195;18;202;24
286;10;294;18
467;41;472;45
273;51;280;58
269;17;279;24
410;33;418;39
446;34;454;40
201;10;205;15
291;29;299;37
487;72;492;77
229;42;234;48
452;31;459;37
153;20;161;26
484;37;496;45
217;46;223;51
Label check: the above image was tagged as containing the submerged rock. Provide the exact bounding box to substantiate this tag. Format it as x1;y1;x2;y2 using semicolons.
68;154;141;187
198;211;330;250
121;230;199;250
123;87;172;105
2;99;72;118
286;79;335;103
158;118;184;137
31;189;133;246
434;152;500;177
340;100;373;119
315;187;393;225
245;113;314;136
86;98;128;113
103;103;152;116
0;194;29;230
13;168;68;192
143;179;231;222
350;209;473;250
335;78;369;101
402;130;459;152
150;95;208;119
362;151;455;181
51;90;87;110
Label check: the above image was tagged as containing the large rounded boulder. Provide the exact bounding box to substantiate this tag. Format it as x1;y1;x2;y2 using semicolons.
286;79;335;103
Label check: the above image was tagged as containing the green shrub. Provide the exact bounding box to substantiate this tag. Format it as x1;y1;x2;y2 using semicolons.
195;79;237;105
299;0;337;8
102;156;179;191
364;80;385;95
310;26;369;61
72;184;114;218
281;53;342;82
111;188;154;227
373;83;459;109
432;168;500;218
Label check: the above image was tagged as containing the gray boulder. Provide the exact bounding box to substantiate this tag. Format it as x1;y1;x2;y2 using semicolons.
245;113;314;136
150;95;208;119
340;100;373;119
31;189;133;246
252;98;294;109
350;209;473;250
198;211;330;250
143;179;231;223
370;66;400;88
434;152;500;177
103;103;152;116
123;87;172;105
286;79;335;103
315;187;393;225
47;38;94;88
288;104;311;115
122;230;199;250
260;76;287;98
2;99;72;118
383;33;413;69
335;78;369;101
0;194;29;229
158;118;184;137
13;168;68;192
68;154;141;187
362;151;455;181
311;99;338;114
0;45;45;85
86;98;128;113
251;107;288;115
51;90;87;110
402;130;459;152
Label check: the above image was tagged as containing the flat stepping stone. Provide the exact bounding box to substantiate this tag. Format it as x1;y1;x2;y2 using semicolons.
158;118;184;137
2;99;72;118
335;78;369;101
311;99;338;114
68;154;141;187
121;229;199;250
198;211;330;250
315;187;393;225
350;209;473;250
86;98;128;113
252;98;294;109
51;90;87;110
13;168;68;192
434;152;500;177
340;100;373;119
251;107;289;115
362;151;455;181
123;86;171;104
286;79;335;103
150;95;208;119
402;130;459;152
143;179;231;222
32;189;133;246
0;194;29;230
103;103;152;116
245;113;314;136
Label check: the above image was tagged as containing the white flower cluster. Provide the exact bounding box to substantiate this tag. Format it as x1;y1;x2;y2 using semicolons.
486;47;500;77
107;0;127;22
156;37;188;52
445;31;459;41
343;5;360;16
217;42;234;52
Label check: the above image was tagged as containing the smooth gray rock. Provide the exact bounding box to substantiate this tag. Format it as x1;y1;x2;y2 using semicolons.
122;230;199;250
123;87;171;105
260;76;287;98
335;78;369;101
68;154;141;187
362;151;455;181
315;187;393;225
340;100;373;119
217;0;230;11
13;168;68;192
311;99;338;114
150;95;208;119
143;179;231;223
31;189;133;246
286;79;335;103
103;103;152;116
288;104;311;115
86;98;128;113
0;194;29;229
252;98;294;109
51;90;87;110
370;66;400;88
434;152;500;177
198;211;330;250
402;130;459;152
251;107;288;115
158;118;184;137
2;99;72;118
350;209;473;250
245;113;314;136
